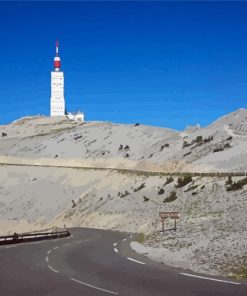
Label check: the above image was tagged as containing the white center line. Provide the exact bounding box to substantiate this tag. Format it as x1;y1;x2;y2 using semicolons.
113;242;117;247
47;250;51;255
71;277;119;295
126;257;146;265
53;246;59;250
48;265;59;273
180;273;241;285
122;238;127;241
114;248;119;253
45;256;49;263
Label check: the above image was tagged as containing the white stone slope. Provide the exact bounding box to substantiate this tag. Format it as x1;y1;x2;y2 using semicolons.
0;164;246;278
0;109;247;279
0;108;247;172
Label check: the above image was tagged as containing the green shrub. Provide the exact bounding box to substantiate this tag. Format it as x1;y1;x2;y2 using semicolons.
164;176;174;185
158;188;165;195
195;135;203;143
225;176;233;186
226;178;247;191
133;183;145;192
136;232;145;244
143;196;149;202
175;174;192;188
163;191;177;203
184;184;198;192
160;143;169;151
119;190;130;198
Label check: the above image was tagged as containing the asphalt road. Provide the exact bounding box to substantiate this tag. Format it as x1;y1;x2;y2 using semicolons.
0;227;246;296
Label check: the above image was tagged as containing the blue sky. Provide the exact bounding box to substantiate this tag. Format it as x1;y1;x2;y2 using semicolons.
0;1;247;130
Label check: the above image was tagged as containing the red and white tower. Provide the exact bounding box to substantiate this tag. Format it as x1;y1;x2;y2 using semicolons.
50;40;65;116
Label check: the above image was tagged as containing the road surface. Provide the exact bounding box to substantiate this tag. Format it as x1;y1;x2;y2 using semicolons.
0;227;246;295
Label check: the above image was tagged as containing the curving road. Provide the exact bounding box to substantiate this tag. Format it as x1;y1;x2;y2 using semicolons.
0;227;246;296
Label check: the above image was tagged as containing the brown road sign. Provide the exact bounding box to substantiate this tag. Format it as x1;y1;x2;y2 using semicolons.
159;211;180;219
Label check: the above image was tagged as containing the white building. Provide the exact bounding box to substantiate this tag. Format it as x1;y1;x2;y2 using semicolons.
50;41;65;117
67;111;85;122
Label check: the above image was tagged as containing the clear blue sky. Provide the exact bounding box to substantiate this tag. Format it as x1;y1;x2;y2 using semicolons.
0;1;247;130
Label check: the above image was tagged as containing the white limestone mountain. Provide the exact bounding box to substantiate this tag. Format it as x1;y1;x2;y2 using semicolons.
0;108;247;172
0;109;247;279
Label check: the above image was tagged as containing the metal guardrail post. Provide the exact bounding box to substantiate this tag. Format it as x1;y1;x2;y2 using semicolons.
0;230;70;246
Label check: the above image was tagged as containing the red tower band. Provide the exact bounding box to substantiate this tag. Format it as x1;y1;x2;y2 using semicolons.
54;40;61;71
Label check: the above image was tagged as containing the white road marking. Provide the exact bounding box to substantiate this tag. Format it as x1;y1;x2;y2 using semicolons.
5;245;16;249
53;246;59;250
113;242;117;247
47;250;51;255
122;238;127;241
45;256;49;263
130;235;133;238
71;277;119;295
48;265;59;273
114;248;119;253
180;273;241;285
126;257;146;265
70;234;74;238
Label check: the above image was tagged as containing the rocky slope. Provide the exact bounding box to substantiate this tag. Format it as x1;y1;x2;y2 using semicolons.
0;108;247;172
0;109;247;279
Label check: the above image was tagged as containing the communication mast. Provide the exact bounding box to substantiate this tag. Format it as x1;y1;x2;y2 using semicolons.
50;40;65;116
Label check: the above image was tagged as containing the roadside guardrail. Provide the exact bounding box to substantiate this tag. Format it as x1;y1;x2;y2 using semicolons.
0;230;70;245
1;161;247;177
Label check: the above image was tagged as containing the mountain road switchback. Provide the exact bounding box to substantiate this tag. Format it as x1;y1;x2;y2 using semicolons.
0;227;246;296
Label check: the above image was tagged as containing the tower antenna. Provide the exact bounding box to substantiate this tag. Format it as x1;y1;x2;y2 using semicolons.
56;40;59;57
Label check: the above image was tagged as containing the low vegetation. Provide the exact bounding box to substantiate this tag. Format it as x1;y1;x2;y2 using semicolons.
160;143;169;151
184;184;198;192
143;196;149;202
231;267;247;280
183;135;214;149
226;177;247;191
133;183;145;192
136;232;145;244
164;176;174;185
213;143;231;153
163;191;177;203
175;174;192;188
158;188;165;195
225;176;233;186
118;190;130;198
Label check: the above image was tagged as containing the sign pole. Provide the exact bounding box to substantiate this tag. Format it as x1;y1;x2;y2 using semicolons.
159;211;180;233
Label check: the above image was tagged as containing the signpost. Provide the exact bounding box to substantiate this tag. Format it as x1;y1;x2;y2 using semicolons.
159;211;180;233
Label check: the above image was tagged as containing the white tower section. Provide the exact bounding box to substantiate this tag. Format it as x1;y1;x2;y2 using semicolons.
50;41;65;117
